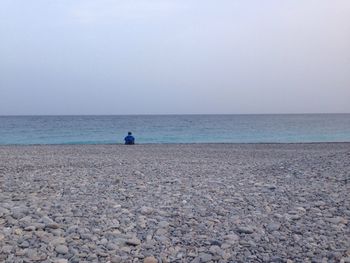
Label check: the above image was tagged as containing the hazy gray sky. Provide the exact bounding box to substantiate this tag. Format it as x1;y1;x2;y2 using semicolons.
1;0;349;115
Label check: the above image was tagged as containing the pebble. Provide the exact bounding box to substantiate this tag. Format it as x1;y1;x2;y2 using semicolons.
126;237;141;246
55;245;69;254
14;228;23;235
19;241;30;248
236;226;254;234
24;225;36;231
325;217;347;224
210;240;222;246
199;253;213;262
26;249;41;261
106;242;119;250
51;237;66;246
40;216;60;229
266;223;281;232
144;256;158;263
341;257;350;263
140;206;154;215
0;207;10;217
264;184;277;190
314;201;327;207
158;220;169;228
111;255;123;263
2;245;13;253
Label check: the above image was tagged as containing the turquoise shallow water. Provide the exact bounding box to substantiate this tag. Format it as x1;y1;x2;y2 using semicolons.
0;114;349;144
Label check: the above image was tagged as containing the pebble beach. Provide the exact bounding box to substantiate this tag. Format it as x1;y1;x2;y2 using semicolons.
0;143;349;263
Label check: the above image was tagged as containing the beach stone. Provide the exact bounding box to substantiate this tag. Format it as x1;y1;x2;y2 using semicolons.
97;250;109;257
40;216;60;229
11;206;29;219
87;254;98;261
69;255;80;262
199;253;213;262
99;238;108;245
222;234;239;247
106;242;119;250
15;249;26;256
138;216;147;228
270;256;284;262
134;170;145;176
267;223;281;232
19;240;30;248
236;226;254;234
209;245;224;256
0;207;10;217
140;206;154;215
156;228;168;235
14;228;23;235
325;217;347;224
224;234;239;241
111;255;123;263
210;240;222;246
2;245;13;253
144;256;158;263
51;237;66;246
314;201;326;207
158;220;169;228
221;242;233;249
25;248;41;261
286;214;301;220
295;207;306;213
19;215;32;226
24;225;36;231
40;216;54;225
55;245;69;254
66;225;79;234
126;237;141;246
264;184;277;190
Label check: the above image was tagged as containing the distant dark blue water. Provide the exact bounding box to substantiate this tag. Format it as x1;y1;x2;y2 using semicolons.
0;114;349;144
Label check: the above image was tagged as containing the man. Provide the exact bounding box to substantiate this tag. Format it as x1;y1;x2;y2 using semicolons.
124;132;135;145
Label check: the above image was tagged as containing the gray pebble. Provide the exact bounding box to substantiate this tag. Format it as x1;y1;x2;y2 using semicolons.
55;245;69;254
236;226;254;234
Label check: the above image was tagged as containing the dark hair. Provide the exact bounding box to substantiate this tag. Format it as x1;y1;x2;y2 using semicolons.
128;132;132;135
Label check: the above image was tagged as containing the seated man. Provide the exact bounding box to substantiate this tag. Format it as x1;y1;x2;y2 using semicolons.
124;132;135;145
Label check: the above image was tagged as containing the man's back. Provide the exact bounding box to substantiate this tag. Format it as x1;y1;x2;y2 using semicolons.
124;135;135;145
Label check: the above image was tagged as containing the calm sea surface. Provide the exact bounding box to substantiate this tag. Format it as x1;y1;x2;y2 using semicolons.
0;114;349;144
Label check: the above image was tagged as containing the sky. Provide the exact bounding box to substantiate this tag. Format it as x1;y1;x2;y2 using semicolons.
0;0;349;115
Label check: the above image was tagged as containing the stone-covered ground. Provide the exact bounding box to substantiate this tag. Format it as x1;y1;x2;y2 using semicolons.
0;144;349;263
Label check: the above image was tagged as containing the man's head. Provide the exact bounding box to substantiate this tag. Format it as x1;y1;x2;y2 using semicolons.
128;132;132;135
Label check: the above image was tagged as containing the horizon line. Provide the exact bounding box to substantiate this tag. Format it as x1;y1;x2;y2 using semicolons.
1;112;350;117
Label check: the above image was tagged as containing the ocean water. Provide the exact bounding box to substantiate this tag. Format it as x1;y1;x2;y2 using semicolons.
0;114;349;145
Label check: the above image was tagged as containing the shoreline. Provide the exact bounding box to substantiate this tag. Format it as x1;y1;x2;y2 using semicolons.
1;141;350;146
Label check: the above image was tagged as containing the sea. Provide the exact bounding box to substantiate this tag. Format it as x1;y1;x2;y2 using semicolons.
0;114;349;145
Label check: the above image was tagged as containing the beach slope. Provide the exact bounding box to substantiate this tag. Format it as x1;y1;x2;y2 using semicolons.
0;144;349;262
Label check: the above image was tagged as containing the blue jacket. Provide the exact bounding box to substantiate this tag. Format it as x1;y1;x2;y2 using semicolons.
124;135;135;145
